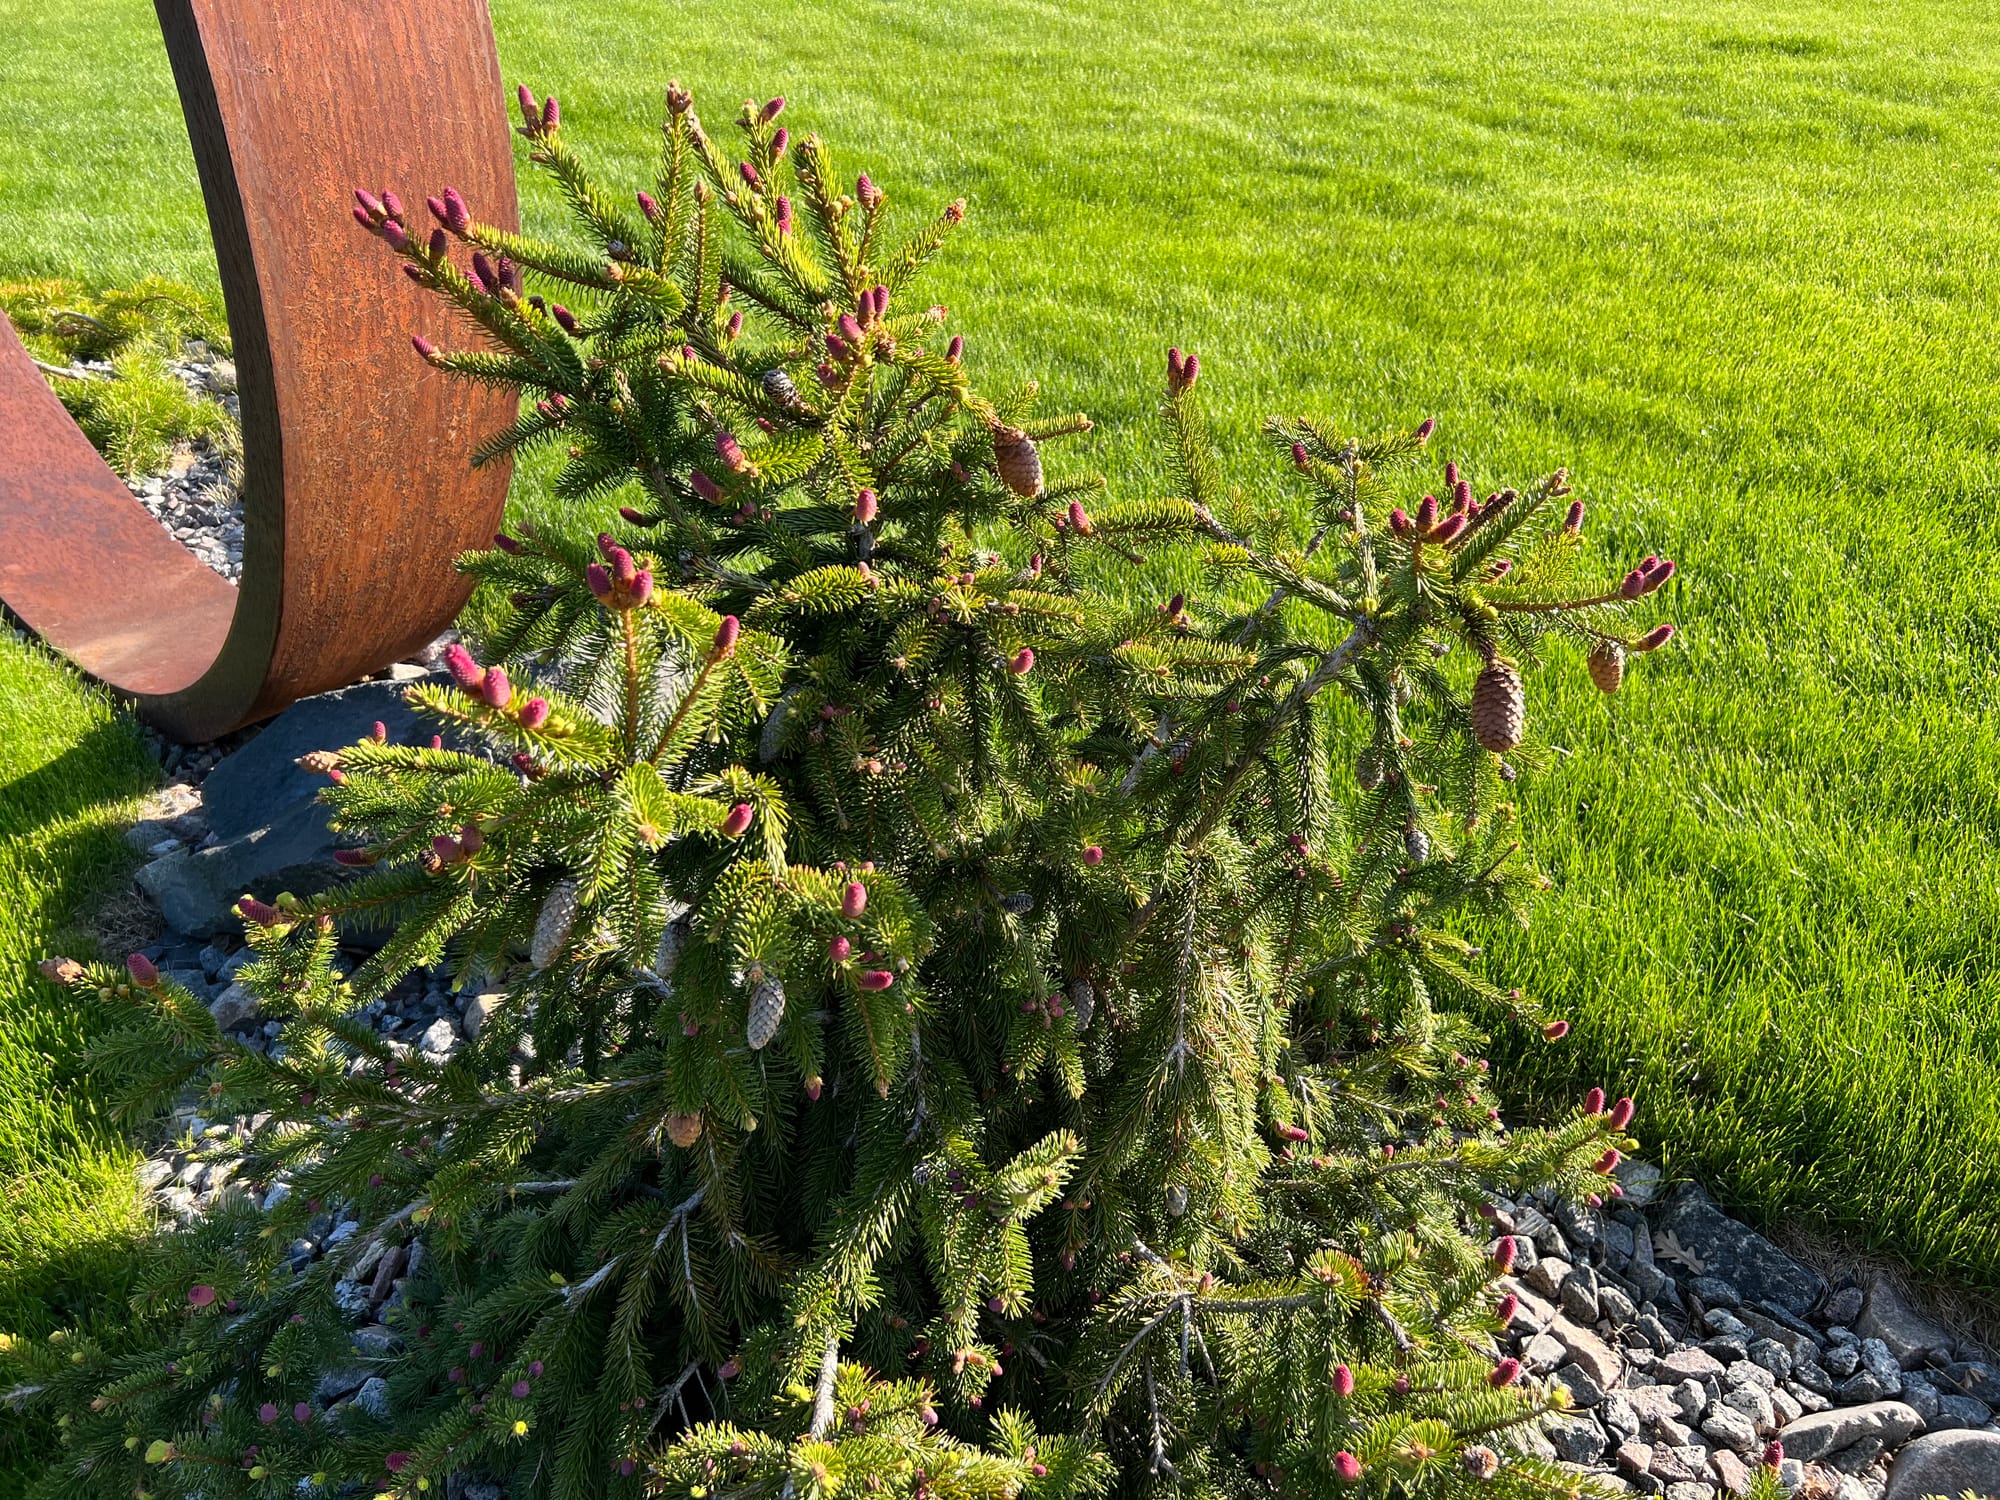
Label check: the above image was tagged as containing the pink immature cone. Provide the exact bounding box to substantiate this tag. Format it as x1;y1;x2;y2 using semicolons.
480;667;512;709
1082;845;1103;866
412;335;440;365
740;161;762;189
720;803;755;838
1334;1452;1363;1483
516;83;538;128
946;335;963;364
493;532;522;555
430;835;456;866
1453;478;1473;511
332;848;375;867
1564;499;1586;534
771;127;789;159
838;313;865;346
726;310;744;340
716;432;748;472
690;470;723;504
189;1284;217;1307
712;615;741;660
1607;1096;1636;1130
1762;1442;1784;1470
637;189;660;222
293;1403;313;1424
1445;461;1460;487
586;563;614;602
517;697;551;730
1416;494;1439;532
444;643;486;692
1633;623;1676;652
872;284;889;319
259;1403;279;1425
1292;441;1311;472
541;95;559;132
1620;567;1647;600
1010;647;1035;675
1388;507;1413;536
854;488;878;525
609;545;639;589
1414;415;1436;443
1427;513;1466;544
774;195;794;235
126;952;159;987
1489;1358;1522;1387
857;970;895;991
1491;1235;1517;1273
355;187;387;222
761;95;786;123
1583;1086;1606;1114
1543;1019;1570;1041
828;936;851;962
1495;1292;1519;1324
856;172;881;208
841;881;868;920
1067;500;1092;534
1332;1364;1355;1397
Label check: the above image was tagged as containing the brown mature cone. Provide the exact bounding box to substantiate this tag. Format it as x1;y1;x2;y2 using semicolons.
746;974;787;1050
1587;640;1626;695
665;1111;704;1149
1471;657;1526;753
992;425;1044;498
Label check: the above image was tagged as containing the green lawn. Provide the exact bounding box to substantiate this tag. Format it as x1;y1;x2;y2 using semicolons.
5;0;2000;1337
0;635;157;1489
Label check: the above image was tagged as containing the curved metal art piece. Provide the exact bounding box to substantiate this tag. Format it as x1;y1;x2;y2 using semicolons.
0;0;520;741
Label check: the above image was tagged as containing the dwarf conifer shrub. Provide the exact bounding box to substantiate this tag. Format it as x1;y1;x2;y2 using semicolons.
10;84;1732;1500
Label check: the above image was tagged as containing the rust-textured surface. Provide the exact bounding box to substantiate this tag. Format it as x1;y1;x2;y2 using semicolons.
0;0;519;741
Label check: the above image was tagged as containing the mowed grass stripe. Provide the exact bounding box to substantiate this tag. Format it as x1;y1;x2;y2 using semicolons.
2;0;1999;1288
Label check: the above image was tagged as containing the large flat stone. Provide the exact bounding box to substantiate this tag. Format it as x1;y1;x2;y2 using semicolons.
1778;1401;1924;1463
137;679;432;937
1855;1274;1956;1369
1881;1430;2000;1500
1654;1185;1825;1318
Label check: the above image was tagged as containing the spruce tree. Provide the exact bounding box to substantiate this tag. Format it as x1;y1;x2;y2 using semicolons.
8;83;1744;1500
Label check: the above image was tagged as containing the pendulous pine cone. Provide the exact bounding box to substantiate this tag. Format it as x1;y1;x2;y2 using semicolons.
1355;744;1385;791
1471;657;1526;753
665;1111;704;1149
761;367;803;410
1165;1183;1189;1218
530;879;580;970
1587;640;1626;695
1403;821;1431;865
746;973;786;1049
991;426;1043;498
655;914;690;979
1069;978;1095;1032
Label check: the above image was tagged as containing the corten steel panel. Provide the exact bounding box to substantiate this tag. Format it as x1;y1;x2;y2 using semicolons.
0;0;519;741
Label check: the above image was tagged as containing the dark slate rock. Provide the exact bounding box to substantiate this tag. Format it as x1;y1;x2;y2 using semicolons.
137;679;434;936
1814;1284;1865;1328
1929;1394;1992;1432
1937;1361;2000;1404
1547;1415;1610;1464
1690;1277;1742;1309
1653;1185;1824;1318
1836;1368;1901;1404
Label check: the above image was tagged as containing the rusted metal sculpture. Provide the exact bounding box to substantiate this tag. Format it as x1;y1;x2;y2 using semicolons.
0;0;519;741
